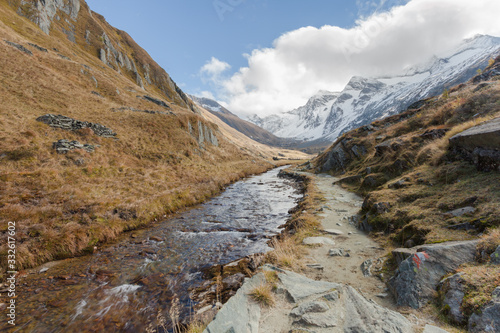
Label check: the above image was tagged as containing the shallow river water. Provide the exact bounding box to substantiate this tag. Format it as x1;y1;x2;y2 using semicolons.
6;166;302;332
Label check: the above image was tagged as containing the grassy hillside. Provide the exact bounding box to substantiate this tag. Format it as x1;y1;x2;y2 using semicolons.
0;0;309;271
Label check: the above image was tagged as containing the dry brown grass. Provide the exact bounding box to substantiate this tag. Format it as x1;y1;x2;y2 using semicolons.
0;2;300;271
457;263;500;317
248;283;275;307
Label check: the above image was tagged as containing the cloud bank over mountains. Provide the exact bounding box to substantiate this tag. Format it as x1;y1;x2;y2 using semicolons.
200;0;500;118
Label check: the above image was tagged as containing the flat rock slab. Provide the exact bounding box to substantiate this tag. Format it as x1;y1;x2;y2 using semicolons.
344;286;414;333
444;206;476;217
323;229;344;235
298;310;339;328
203;273;264;333
290;300;330;317
450;117;500;150
303;237;335;246
278;270;341;303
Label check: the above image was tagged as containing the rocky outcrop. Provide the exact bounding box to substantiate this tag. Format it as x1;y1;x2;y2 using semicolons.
4;40;32;56
36;114;116;138
317;138;367;173
52;139;95;154
204;266;414;333
138;95;171;109
389;240;478;309
187;121;219;148
449;117;500;172
111;107;174;116
17;0;81;35
468;287;500;332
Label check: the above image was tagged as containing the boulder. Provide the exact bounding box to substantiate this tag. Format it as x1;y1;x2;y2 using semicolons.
491;245;500;264
449;117;500;172
468;287;500;332
438;273;466;324
389;240;478;309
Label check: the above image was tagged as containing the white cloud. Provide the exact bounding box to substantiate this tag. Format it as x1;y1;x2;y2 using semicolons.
200;57;231;81
205;0;500;118
199;90;215;99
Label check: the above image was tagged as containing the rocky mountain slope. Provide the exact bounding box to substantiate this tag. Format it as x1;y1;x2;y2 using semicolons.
251;35;500;145
190;95;301;148
0;0;309;270
312;56;500;331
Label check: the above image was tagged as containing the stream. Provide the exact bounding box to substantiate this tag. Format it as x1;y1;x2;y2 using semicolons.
6;166;302;332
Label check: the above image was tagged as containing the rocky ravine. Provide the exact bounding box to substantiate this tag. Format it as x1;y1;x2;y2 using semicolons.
203;173;458;333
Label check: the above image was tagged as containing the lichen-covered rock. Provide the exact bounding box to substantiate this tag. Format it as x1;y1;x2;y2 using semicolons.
468;287;500;332
491;245;500;264
438;273;466;324
389;240;478;309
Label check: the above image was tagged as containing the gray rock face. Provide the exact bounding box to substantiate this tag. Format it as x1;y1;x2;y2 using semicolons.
203;273;264;333
52;139;95;154
449;117;500;172
21;0;81;35
490;245;500;264
36;114;116;138
389;240;478;309
318;138;367;173
438;273;466;324
468;287;500;332
343;286;414;333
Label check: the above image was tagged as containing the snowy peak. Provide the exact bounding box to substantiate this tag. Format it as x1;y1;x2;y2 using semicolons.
249;35;500;144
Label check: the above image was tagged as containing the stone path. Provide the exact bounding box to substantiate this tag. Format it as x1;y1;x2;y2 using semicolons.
203;173;454;333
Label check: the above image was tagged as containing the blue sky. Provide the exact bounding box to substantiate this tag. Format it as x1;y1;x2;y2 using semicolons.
85;0;500;117
85;1;395;93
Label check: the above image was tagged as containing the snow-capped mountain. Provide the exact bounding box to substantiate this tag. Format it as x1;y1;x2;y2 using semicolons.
249;35;500;143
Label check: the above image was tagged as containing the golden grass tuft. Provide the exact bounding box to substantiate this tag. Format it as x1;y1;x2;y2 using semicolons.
248;283;275;307
266;237;303;269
